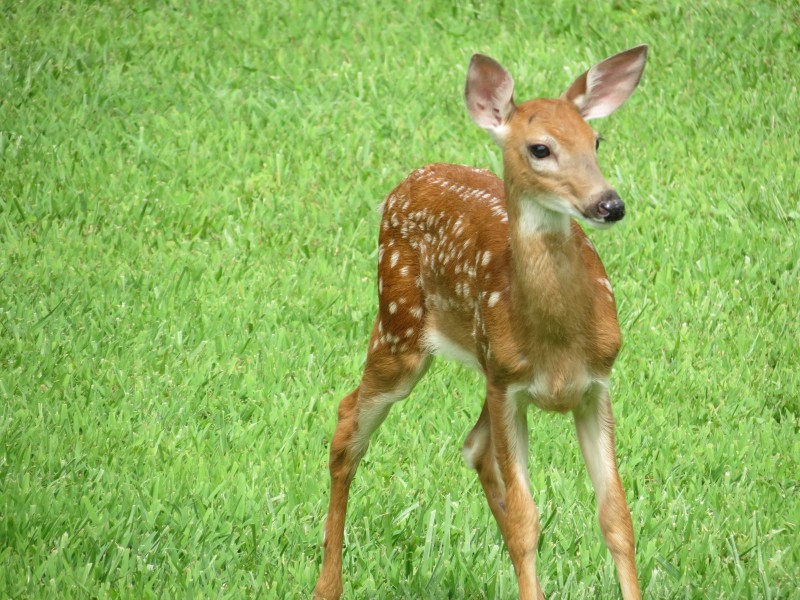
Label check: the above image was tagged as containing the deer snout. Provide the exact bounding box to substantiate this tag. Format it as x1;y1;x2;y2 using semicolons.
595;190;625;222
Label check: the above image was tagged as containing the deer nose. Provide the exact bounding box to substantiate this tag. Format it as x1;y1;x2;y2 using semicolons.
597;190;625;222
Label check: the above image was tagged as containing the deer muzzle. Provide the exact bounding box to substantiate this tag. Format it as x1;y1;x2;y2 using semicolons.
595;190;625;223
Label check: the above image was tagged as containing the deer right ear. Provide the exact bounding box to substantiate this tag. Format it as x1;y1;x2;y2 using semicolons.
465;54;515;145
562;45;648;120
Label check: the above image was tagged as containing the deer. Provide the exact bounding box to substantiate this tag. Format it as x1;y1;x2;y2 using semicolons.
314;45;649;600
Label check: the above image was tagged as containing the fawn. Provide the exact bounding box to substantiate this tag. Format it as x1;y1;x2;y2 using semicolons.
314;45;649;600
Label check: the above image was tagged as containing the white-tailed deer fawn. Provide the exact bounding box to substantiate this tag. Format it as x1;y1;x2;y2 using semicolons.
314;45;648;600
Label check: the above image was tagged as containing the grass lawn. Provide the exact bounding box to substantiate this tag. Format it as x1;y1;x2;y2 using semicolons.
1;0;798;597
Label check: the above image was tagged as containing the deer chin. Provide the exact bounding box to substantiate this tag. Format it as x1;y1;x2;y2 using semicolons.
518;193;623;233
517;193;624;234
582;215;617;230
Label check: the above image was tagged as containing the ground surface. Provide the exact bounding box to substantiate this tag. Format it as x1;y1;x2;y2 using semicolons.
1;1;799;597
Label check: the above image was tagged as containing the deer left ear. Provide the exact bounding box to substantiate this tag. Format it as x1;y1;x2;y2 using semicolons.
562;45;648;120
465;54;516;145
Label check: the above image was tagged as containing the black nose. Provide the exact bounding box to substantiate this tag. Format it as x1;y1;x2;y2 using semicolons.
598;191;625;222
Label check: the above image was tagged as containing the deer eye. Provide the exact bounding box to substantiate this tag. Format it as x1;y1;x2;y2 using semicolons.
528;144;550;159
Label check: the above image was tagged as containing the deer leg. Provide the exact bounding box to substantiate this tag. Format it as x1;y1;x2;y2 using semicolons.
314;323;431;600
573;386;640;600
471;384;543;600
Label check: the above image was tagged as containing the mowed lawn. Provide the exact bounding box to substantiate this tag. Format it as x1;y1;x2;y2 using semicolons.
1;1;798;597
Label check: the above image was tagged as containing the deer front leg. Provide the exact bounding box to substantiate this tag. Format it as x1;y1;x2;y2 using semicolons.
573;386;640;600
480;383;544;600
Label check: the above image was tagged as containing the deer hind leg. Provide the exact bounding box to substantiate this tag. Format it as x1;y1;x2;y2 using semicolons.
462;401;509;528
463;387;544;600
314;316;431;600
573;386;640;600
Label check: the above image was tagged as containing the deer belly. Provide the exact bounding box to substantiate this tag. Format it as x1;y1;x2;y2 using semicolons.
511;369;596;413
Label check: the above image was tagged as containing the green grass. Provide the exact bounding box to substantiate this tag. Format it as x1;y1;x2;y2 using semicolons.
1;0;798;597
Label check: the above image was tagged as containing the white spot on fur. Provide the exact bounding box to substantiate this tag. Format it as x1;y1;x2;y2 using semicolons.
390;250;400;268
487;291;501;308
482;251;492;266
389;302;397;314
597;277;613;293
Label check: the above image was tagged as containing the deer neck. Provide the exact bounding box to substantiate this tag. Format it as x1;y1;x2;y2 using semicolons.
504;180;593;343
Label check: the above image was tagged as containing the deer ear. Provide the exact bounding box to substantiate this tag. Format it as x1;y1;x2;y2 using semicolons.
562;45;648;120
465;54;515;144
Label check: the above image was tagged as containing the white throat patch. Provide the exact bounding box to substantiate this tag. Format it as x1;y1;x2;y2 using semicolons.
517;194;575;235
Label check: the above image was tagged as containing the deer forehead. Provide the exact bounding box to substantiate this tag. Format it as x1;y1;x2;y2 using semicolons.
508;99;596;152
